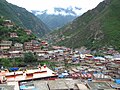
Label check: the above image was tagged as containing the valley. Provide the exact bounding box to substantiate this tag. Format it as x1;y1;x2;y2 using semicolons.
0;0;120;90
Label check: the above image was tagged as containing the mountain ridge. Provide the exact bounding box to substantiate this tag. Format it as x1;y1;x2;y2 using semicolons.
0;16;36;43
31;7;81;16
48;0;120;51
31;8;78;30
0;0;50;37
36;13;76;30
31;7;81;30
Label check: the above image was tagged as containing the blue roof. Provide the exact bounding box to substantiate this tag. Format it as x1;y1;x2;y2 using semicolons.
9;67;19;71
88;79;92;81
20;85;27;89
20;85;36;90
115;79;120;84
58;74;65;78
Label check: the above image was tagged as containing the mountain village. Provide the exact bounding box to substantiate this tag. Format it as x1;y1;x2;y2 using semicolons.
0;0;120;90
0;19;120;90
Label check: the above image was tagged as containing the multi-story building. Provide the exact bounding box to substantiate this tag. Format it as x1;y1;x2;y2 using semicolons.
10;33;18;38
0;40;12;50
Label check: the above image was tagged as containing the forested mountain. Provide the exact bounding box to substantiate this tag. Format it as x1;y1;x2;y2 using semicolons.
31;7;78;30
48;0;120;50
0;0;50;37
0;17;36;43
36;13;76;30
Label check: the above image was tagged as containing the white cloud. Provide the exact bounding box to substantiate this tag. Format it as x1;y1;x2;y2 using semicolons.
6;0;103;15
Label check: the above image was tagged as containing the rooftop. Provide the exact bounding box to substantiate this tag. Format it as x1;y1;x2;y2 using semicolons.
0;66;57;82
20;79;84;90
87;82;114;90
0;84;14;90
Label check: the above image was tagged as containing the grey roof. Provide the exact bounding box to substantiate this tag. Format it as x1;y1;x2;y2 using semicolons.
27;79;82;90
63;79;81;89
33;81;49;90
48;80;69;90
108;82;120;89
76;84;89;90
87;82;113;90
0;84;14;90
0;41;12;46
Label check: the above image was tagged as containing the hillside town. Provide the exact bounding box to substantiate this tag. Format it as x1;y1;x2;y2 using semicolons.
0;19;120;90
0;18;120;90
0;42;120;89
0;0;120;89
0;32;120;90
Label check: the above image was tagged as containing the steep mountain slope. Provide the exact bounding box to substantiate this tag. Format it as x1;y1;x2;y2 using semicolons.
0;0;50;37
31;7;78;30
48;0;120;50
0;17;36;43
36;13;76;30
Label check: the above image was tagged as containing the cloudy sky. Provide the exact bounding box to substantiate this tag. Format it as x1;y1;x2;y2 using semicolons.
6;0;104;15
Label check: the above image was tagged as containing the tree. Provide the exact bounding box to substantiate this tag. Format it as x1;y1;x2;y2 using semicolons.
0;58;12;67
24;52;37;63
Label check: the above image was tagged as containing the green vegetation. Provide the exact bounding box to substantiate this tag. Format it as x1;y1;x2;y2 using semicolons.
0;17;36;43
49;0;120;51
0;58;24;67
0;0;50;37
0;52;37;68
38;61;56;70
24;52;37;63
37;14;76;30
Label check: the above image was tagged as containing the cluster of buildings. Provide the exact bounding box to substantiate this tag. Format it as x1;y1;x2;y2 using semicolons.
0;40;48;59
0;19;45;59
0;44;120;90
0;19;120;90
9;29;32;38
0;64;58;90
0;64;119;90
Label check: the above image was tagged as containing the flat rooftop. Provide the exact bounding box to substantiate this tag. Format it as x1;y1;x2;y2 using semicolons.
0;66;57;82
20;79;84;90
87;82;114;90
0;84;14;90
